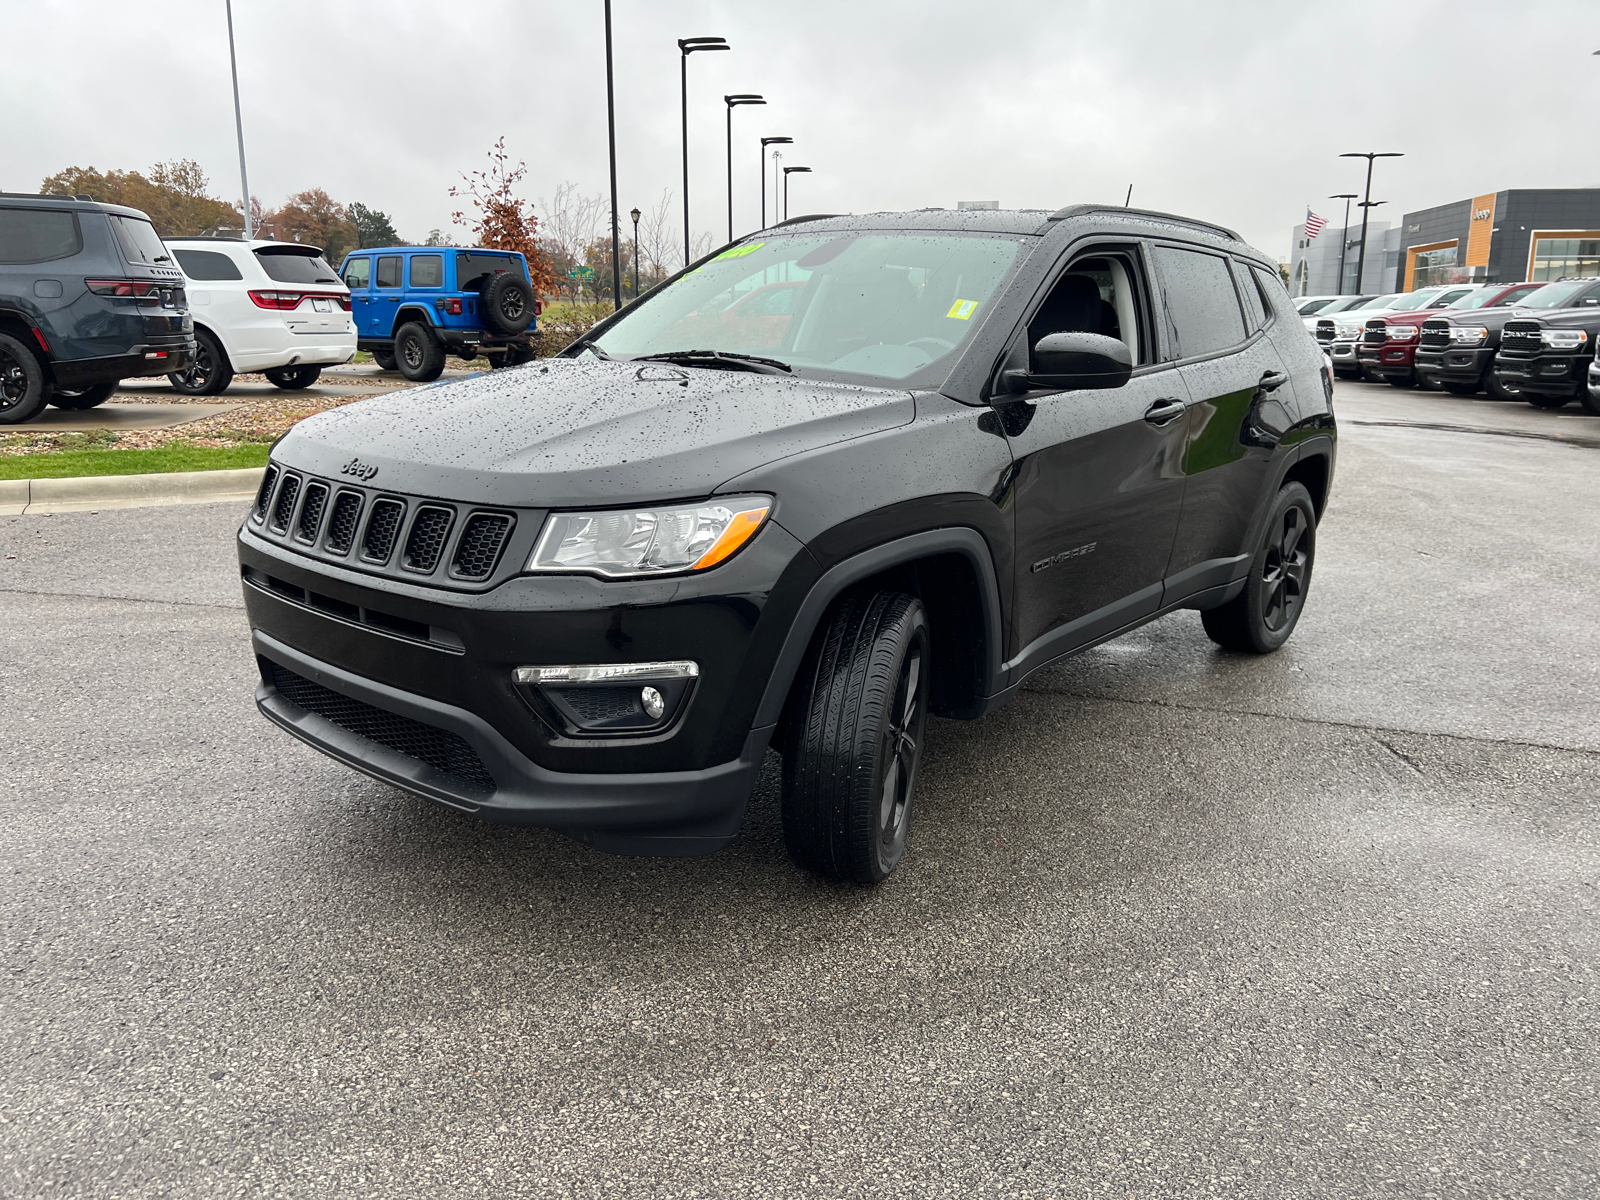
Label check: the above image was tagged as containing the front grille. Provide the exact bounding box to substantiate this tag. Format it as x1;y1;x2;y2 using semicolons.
1502;321;1542;354
402;506;455;573
1420;319;1451;349
267;661;496;794
294;482;329;544
1363;319;1387;345
1315;319;1335;344
451;513;513;580
362;498;405;563
551;685;640;723
253;465;279;523
270;473;301;533
324;491;363;555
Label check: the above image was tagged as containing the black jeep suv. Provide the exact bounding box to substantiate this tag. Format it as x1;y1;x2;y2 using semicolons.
238;206;1335;882
0;193;195;423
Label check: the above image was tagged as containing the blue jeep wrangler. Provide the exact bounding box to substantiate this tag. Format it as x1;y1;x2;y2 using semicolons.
338;247;538;381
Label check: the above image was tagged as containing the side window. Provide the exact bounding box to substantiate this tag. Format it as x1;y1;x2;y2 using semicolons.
1253;265;1297;324
376;256;402;288
1492;285;1539;307
173;248;243;281
0;208;82;263
1579;285;1600;308
343;257;370;289
1025;248;1149;369
1153;245;1247;360
410;255;443;288
1231;260;1266;332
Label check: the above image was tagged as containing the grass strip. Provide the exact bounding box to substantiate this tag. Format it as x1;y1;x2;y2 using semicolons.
0;443;271;480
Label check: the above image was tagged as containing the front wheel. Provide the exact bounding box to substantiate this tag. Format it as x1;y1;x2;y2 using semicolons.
781;592;930;884
1202;482;1317;655
1525;393;1569;410
49;380;119;410
1580;390;1600;417
1386;374;1415;388
263;365;321;390
1485;373;1521;401
1442;382;1478;396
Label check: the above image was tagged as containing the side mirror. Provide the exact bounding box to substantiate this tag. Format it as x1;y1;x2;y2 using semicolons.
1003;331;1133;394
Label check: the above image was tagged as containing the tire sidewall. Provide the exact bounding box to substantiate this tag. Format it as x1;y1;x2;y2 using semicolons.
0;332;50;424
1244;482;1317;653
863;604;929;881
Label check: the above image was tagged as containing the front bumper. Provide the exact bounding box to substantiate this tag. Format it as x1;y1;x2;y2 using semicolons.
1358;341;1418;378
1493;353;1588;398
1329;339;1362;374
1414;346;1493;384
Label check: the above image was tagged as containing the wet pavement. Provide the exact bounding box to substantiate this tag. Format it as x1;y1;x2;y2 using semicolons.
1;382;1595;1198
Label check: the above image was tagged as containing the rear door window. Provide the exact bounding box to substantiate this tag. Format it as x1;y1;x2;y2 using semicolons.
343;257;370;289
255;249;341;285
1153;244;1247;359
376;256;402;288
410;255;443;288
0;208;82;263
108;215;172;266
173;248;243;281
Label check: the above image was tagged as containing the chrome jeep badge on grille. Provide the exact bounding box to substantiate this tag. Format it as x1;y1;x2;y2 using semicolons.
341;458;379;481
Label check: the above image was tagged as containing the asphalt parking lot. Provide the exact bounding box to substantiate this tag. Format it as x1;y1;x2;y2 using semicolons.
1;381;1596;1199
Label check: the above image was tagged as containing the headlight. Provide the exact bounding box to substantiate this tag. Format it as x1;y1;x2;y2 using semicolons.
527;496;772;577
1542;329;1589;351
1450;326;1488;345
1387;325;1419;341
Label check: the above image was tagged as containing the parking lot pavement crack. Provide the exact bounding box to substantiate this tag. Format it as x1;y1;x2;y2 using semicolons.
1019;682;1600;760
0;585;244;612
1345;418;1600;451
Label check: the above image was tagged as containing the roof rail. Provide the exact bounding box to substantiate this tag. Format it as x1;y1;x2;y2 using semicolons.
0;191;64;200
1046;203;1241;242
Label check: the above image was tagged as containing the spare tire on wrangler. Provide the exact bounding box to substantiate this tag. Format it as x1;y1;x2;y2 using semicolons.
481;271;535;335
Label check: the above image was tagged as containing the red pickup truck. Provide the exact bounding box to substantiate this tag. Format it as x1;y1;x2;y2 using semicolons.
1357;283;1489;386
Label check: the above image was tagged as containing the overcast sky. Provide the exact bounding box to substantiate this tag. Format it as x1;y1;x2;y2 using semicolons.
7;0;1598;260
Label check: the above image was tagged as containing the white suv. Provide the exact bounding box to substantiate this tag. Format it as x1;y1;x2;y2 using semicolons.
164;238;356;395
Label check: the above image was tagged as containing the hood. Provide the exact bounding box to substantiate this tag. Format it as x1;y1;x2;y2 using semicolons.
273;356;915;507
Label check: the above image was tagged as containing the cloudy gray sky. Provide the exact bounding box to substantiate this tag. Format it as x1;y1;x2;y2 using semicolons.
7;0;1598;260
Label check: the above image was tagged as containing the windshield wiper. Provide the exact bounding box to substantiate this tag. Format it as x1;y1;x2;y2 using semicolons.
632;349;792;374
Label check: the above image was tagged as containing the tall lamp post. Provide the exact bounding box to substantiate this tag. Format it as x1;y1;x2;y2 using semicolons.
604;0;621;310
1340;152;1403;293
782;166;811;222
1329;193;1357;294
759;136;792;229
725;95;765;240
678;37;729;266
630;207;641;299
224;0;252;237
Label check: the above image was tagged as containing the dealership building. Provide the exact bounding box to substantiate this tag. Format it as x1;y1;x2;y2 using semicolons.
1289;187;1600;296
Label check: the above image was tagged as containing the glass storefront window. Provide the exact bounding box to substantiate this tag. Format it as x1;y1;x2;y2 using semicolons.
1531;236;1600;282
1412;246;1459;290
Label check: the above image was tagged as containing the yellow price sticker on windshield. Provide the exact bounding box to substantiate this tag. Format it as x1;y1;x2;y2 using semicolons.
714;242;765;261
946;299;978;320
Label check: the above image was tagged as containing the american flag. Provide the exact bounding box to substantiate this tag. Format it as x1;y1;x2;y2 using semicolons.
1304;208;1327;239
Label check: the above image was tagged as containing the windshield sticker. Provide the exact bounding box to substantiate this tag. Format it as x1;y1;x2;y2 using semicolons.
946;299;979;320
714;243;765;261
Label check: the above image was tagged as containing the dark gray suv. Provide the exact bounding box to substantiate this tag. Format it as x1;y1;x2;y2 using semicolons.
0;193;195;424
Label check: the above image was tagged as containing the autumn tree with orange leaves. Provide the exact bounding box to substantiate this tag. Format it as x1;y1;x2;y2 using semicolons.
450;138;558;298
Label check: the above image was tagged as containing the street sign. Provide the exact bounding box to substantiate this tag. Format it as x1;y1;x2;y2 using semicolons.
567;265;595;280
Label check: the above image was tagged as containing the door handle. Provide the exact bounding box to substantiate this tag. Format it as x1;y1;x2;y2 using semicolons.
1259;369;1289;391
1143;399;1186;426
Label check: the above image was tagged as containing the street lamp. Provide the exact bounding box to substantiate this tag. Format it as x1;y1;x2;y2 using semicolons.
1340;152;1403;293
725;94;765;241
1329;193;1357;294
782;166;811;222
604;0;621;311
224;0;252;237
760;136;792;229
630;206;641;299
678;37;729;266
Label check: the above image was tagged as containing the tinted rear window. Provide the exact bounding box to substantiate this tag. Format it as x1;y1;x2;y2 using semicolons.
0;208;82;264
456;252;525;291
255;249;340;285
174;248;244;281
376;256;402;288
109;215;171;265
1154;245;1246;358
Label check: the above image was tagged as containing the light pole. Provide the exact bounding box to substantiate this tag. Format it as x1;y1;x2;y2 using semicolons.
1329;193;1357;294
224;0;252;237
604;0;621;310
678;37;729;266
630;207;641;299
760;136;792;229
725;95;764;241
1341;152;1403;293
782;166;811;222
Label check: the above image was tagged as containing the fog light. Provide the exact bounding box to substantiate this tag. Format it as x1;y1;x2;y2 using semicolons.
512;661;698;736
641;686;665;719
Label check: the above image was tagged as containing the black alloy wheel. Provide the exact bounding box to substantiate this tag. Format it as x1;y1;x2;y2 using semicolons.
263;365;322;390
1202;482;1317;654
781;591;930;884
394;322;445;382
49;380;119;410
0;332;50;425
371;348;397;371
167;330;232;396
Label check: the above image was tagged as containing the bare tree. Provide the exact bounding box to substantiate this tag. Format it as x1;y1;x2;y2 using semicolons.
538;182;612;303
635;188;680;289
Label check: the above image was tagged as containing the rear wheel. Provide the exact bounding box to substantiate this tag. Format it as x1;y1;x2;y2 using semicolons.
0;333;50;425
1202;482;1317;655
48;380;119;410
371;348;397;371
263;365;321;390
1525;393;1569;410
781;592;930;884
167;330;232;396
394;322;445;382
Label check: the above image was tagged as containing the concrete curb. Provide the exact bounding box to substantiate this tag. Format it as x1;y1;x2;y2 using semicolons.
0;466;264;516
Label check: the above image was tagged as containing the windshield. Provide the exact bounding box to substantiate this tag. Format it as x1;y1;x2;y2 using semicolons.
1298;298;1336;314
1320;296;1370;314
1445;288;1502;310
1388;289;1444;312
590;231;1028;383
1354;294;1401;311
1520;279;1591;308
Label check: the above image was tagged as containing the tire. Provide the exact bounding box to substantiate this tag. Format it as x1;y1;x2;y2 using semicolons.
1486;372;1521;401
167;330;232;396
48;380;119;410
1386;375;1415;388
394;322;445;382
263;365;321;390
371;348;397;371
1524;393;1569;410
1201;482;1317;655
0;332;51;425
481;272;536;335
1418;373;1444;392
1442;382;1477;396
1580;390;1600;417
781;591;930;884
